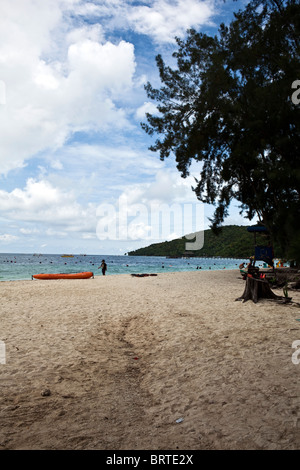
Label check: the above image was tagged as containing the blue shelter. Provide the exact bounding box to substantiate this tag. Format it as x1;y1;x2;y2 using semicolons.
247;225;274;267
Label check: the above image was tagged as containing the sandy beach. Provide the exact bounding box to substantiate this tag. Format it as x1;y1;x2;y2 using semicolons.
0;269;299;450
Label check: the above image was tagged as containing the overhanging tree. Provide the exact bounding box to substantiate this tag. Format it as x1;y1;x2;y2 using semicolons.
142;0;300;263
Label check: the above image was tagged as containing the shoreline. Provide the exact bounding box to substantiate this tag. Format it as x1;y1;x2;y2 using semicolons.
0;267;239;282
0;253;254;283
0;270;299;450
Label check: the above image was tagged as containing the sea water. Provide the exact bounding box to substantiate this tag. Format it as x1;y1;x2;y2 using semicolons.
0;253;257;281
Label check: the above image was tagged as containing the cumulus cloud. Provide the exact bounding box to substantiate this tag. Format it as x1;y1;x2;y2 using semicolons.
96;169;204;241
0;178;97;233
75;0;216;44
0;0;217;175
20;228;40;235
117;170;196;206
0;234;19;242
46;142;165;192
0;0;221;253
50;159;64;170
0;0;136;175
127;0;215;43
135;101;158;120
66;23;105;45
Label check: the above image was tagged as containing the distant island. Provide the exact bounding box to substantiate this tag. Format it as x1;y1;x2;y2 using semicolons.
127;225;272;259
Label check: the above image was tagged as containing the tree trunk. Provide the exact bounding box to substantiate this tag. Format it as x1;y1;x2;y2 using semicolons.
236;276;284;303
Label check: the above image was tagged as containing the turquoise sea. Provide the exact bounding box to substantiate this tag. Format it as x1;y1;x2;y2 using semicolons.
0;253;259;282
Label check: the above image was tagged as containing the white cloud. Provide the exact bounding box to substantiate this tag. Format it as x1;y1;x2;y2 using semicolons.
96;169;203;241
81;232;97;239
75;0;216;44
20;228;40;235
118;169;196;206
135;101;158;120
0;178;97;234
127;0;215;43
0;0;218;176
0;234;19;242
0;0;63;60
0;0;230;255
50;159;64;170
45;228;68;237
67;39;135;93
0;0;137;175
66;24;105;45
0;178;66;213
47;142;165;191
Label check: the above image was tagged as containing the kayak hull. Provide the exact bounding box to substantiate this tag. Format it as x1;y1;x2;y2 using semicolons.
32;271;94;280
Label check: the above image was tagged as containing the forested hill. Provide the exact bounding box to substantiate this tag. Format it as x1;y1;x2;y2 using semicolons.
127;225;271;258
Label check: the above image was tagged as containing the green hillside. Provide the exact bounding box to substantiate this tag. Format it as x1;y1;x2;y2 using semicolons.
128;225;273;258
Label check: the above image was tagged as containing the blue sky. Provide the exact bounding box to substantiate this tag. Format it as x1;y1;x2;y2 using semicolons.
0;0;252;255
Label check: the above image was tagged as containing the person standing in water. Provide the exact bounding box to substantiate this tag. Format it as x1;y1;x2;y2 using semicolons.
99;259;107;276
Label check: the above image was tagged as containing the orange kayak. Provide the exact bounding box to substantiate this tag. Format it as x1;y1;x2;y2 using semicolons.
32;271;94;280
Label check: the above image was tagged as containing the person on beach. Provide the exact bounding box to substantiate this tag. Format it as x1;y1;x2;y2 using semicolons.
99;259;107;276
239;258;254;279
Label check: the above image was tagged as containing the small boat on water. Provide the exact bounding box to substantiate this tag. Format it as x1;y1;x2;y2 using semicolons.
32;271;94;280
61;254;74;258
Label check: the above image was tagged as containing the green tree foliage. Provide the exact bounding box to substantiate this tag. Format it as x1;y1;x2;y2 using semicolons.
128;225;271;259
142;0;300;262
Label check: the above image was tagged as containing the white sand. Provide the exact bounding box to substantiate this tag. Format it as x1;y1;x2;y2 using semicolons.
0;270;299;450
